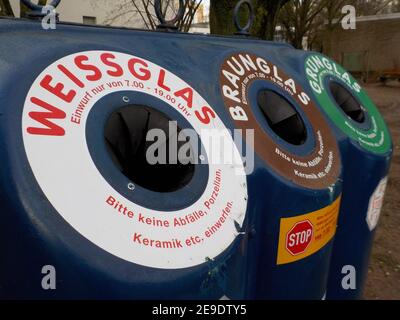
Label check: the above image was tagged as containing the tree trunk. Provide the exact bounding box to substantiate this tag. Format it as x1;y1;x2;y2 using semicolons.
264;12;278;40
252;0;291;40
210;0;239;35
0;0;14;16
292;35;303;49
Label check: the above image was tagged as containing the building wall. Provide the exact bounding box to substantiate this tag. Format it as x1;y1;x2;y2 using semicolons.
324;14;400;74
9;0;144;28
190;3;210;34
9;1;210;33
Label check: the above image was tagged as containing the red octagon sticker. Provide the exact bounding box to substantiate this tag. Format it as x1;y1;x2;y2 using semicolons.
286;220;314;256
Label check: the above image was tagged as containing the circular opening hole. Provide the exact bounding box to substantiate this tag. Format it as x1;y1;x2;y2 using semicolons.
329;81;365;123
104;105;195;193
257;90;307;145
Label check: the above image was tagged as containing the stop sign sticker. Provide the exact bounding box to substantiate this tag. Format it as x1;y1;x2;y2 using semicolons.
286;220;314;255
277;196;341;265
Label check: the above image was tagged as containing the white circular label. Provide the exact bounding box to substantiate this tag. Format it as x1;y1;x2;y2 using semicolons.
22;51;248;269
366;177;388;231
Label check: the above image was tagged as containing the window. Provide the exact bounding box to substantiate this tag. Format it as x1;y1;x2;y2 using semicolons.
83;16;97;25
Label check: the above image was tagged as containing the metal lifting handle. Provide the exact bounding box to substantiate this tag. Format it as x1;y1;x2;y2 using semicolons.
155;0;185;31
20;0;61;18
234;0;255;36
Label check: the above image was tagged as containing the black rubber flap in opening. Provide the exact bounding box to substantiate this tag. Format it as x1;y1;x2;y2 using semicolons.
329;81;365;123
257;90;307;145
104;105;195;193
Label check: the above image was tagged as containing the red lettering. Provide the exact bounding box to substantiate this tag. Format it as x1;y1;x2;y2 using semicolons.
174;87;193;108
157;69;171;91
195;106;216;125
27;97;66;136
101;53;124;77
40;75;76;103
57;64;84;88
106;196;116;206
74;55;102;81
128;58;151;81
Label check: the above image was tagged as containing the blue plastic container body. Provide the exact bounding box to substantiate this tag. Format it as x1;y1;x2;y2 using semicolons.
0;18;342;299
277;47;393;299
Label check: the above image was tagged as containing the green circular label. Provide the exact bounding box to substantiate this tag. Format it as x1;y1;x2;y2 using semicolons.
305;53;391;154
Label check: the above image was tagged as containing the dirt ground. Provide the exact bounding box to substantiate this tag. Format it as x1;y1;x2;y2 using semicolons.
363;81;400;300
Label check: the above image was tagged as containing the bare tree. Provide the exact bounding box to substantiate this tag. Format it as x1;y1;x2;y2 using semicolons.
278;0;326;49
278;0;395;50
100;0;203;32
354;0;394;16
253;0;291;40
318;0;394;53
209;0;237;36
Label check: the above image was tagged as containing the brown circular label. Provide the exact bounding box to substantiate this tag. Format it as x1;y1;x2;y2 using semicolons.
220;52;340;189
